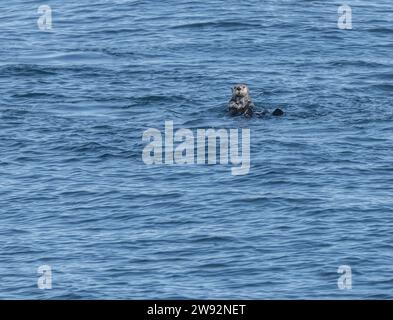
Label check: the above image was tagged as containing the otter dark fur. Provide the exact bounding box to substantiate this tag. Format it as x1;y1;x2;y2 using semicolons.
228;84;255;117
228;84;283;117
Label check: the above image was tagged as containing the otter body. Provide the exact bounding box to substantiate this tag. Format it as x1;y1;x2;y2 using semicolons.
228;84;256;117
228;95;255;117
228;84;283;117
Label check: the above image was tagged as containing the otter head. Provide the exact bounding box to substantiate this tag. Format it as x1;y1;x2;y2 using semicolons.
232;84;250;98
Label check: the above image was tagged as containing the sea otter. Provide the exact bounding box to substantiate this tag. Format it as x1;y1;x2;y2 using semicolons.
228;84;284;117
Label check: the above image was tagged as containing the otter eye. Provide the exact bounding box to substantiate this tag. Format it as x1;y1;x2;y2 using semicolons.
242;86;245;89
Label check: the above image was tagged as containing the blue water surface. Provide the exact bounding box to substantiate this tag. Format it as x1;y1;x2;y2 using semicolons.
1;0;393;299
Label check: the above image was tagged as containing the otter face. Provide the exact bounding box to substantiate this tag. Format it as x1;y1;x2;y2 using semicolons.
232;84;250;98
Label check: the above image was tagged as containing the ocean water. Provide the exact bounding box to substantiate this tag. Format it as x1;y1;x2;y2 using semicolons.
1;0;393;299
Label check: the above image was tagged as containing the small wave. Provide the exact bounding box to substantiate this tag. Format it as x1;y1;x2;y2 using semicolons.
0;63;115;79
0;108;31;117
190;235;236;243
328;60;387;68
366;27;393;34
172;21;261;30
135;94;191;104
41;51;116;65
12;92;67;99
68;141;106;152
0;64;56;76
371;83;393;91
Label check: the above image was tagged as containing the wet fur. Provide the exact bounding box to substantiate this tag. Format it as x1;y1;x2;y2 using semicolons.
228;84;266;117
228;84;282;117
